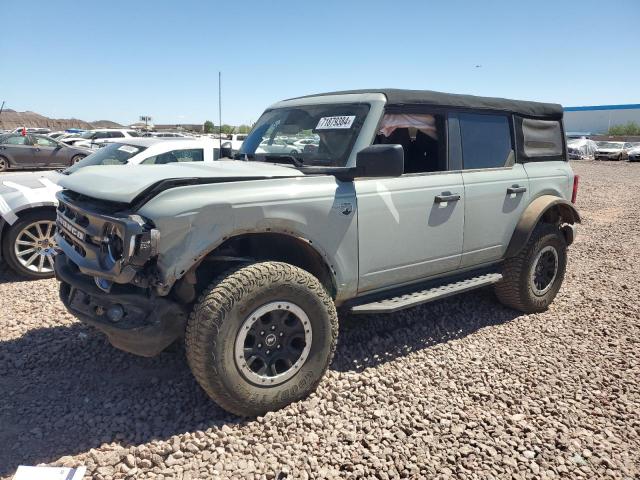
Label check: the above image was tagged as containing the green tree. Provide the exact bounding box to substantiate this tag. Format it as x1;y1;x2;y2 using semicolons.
237;124;252;134
220;124;235;134
203;120;215;133
607;121;640;136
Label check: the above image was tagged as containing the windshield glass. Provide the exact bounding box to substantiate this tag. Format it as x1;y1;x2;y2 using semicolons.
63;143;145;174
598;142;623;149
79;131;97;139
239;103;370;167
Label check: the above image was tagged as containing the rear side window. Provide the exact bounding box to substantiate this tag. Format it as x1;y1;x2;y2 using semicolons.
4;135;29;145
515;117;564;161
459;113;512;169
108;131;125;138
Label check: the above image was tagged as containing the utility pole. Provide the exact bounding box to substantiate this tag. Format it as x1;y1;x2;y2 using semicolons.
218;71;222;150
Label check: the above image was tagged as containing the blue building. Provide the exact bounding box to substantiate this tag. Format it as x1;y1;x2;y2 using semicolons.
563;104;640;134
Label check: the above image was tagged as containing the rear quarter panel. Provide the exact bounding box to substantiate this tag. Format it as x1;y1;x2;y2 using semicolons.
523;161;574;201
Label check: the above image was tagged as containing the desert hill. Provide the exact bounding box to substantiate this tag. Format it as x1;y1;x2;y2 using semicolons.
0;109;122;130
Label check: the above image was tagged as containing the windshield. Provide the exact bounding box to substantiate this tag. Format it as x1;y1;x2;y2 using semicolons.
239;103;370;167
79;131;97;139
63;143;145;174
598;142;623;149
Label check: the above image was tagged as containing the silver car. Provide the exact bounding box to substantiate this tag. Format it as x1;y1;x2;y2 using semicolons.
53;89;580;416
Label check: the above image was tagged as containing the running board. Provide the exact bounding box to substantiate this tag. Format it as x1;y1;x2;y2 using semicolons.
349;272;503;314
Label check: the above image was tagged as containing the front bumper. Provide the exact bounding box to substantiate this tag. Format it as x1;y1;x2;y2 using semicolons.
55;253;187;357
54;190;159;285
561;223;578;246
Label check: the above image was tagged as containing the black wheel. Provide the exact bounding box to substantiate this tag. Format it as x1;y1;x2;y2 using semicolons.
185;261;338;416
495;223;567;313
0;156;9;172
2;209;58;279
290;149;298;155
70;154;85;165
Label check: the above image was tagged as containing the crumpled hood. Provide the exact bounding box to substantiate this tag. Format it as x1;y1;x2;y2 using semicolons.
57;160;304;203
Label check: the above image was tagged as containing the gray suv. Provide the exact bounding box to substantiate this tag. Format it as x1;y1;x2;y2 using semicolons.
53;89;580;416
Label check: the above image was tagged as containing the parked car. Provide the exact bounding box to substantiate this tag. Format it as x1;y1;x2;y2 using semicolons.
0;133;91;172
0;137;221;279
52;88;580;416
143;132;192;138
256;137;300;155
47;131;69;139
628;146;640;162
292;137;319;151
594;141;633;160
219;133;249;152
567;138;598;160
12;127;51;134
59;129;141;149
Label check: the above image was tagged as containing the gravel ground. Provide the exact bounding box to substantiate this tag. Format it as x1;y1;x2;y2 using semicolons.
1;160;639;479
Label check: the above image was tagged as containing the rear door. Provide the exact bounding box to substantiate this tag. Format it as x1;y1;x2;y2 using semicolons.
455;112;529;268
0;134;36;168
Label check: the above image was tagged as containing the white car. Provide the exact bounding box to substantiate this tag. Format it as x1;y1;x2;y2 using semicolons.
256;137;300;155
47;131;69;139
0;137;222;279
292;137;319;151
219;133;248;152
145;132;193;138
59;129;141;149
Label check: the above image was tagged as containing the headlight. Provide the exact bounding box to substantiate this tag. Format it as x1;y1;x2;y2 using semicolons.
103;223;124;264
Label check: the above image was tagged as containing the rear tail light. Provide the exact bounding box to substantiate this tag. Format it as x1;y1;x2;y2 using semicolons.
571;175;579;204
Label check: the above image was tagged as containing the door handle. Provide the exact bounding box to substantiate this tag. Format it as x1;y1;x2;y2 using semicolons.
507;186;527;194
434;193;461;203
34;148;41;152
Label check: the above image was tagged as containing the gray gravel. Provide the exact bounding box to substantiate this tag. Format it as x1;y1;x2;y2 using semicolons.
1;160;639;479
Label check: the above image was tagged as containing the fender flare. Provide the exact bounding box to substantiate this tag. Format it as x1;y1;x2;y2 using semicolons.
505;195;581;258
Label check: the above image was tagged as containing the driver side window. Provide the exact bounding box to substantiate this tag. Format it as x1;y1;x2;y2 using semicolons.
374;112;447;174
33;136;57;147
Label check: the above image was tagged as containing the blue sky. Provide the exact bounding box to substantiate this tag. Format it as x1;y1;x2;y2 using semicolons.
1;0;638;126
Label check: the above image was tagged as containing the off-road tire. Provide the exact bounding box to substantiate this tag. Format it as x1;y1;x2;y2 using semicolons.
2;210;57;279
185;261;338;416
495;223;567;313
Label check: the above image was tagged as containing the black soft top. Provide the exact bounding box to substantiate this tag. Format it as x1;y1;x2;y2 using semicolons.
290;88;563;120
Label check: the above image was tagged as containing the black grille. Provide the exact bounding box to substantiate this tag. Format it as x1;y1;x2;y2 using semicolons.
58;228;87;257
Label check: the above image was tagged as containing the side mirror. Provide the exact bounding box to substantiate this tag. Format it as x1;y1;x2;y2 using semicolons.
354;144;404;178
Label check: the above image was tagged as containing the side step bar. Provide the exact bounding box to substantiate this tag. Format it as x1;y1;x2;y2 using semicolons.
349;272;503;314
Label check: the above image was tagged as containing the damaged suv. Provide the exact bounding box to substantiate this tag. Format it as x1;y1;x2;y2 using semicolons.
54;89;580;416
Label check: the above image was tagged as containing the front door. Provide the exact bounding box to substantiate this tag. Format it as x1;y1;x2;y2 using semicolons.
30;135;68;167
355;172;465;293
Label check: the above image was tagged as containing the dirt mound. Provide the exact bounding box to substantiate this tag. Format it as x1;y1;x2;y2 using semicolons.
0;109;122;131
